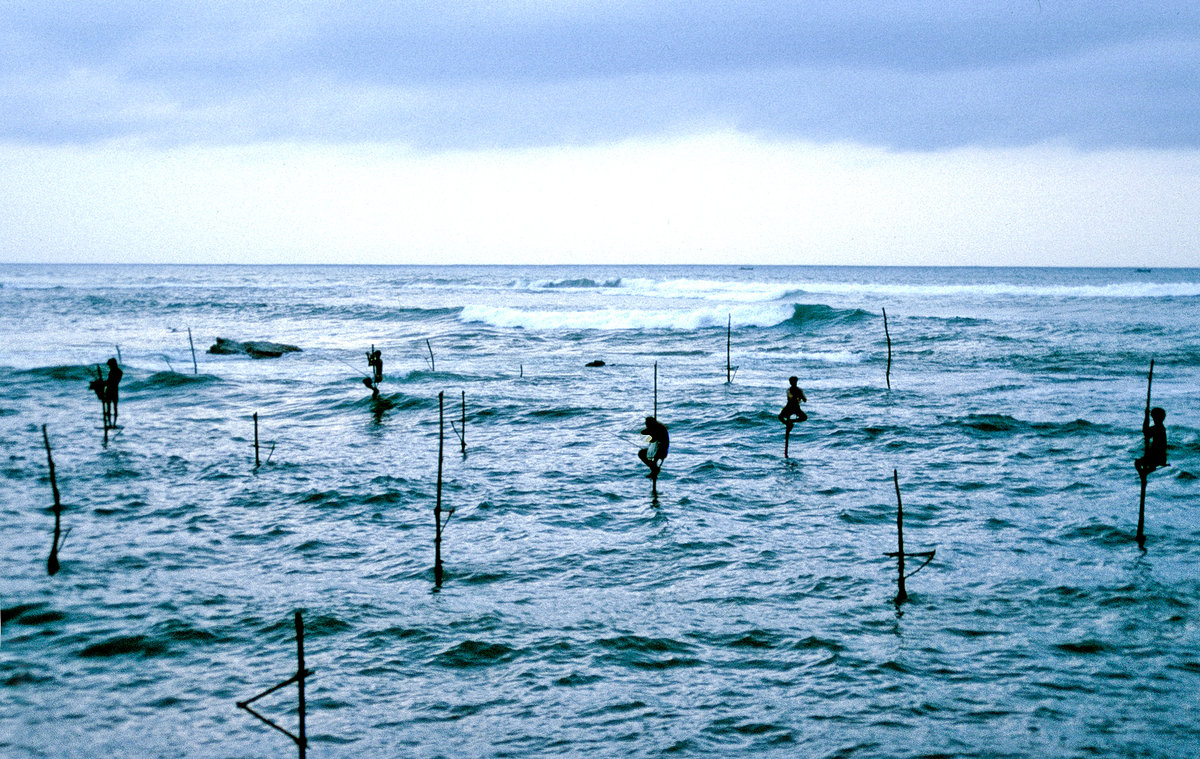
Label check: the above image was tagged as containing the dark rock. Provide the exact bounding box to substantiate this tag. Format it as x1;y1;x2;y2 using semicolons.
585;360;606;367
208;337;302;358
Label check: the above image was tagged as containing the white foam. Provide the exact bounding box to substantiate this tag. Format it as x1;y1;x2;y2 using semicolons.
774;281;1200;299
614;277;1200;300
617;278;802;302
459;302;795;331
797;350;862;364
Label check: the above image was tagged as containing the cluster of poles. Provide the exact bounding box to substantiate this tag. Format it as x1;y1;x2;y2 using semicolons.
33;313;1171;756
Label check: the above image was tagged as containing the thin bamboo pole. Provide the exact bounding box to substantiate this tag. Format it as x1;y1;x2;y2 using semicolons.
295;611;307;759
1137;359;1154;548
42;425;63;576
883;308;892;391
188;327;198;375
726;314;731;384
894;470;906;603
435;391;445;585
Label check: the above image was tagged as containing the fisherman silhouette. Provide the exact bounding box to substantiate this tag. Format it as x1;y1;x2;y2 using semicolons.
778;376;807;430
101;357;122;428
1135;407;1168;476
638;416;669;480
367;348;383;383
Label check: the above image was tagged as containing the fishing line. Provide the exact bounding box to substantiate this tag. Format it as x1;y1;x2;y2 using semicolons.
311;348;372;379
604;429;644;449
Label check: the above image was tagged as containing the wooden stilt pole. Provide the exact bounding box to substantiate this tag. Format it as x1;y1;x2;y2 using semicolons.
1137;474;1148;549
236;610;312;759
784;424;791;459
883;308;892;391
653;362;658;419
295;611;307;759
461;391;467;454
426;339;436;372
188;327;198;375
253;413;260;468
883;470;936;605
42;425;63;576
726;314;732;384
893;470;906;603
115;345;122;365
1137;359;1154;548
435;391;445;586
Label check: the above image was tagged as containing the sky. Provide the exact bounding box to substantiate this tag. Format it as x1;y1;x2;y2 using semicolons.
2;1;1199;266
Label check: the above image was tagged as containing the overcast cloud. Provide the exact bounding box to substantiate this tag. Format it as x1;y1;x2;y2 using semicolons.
2;2;1198;265
5;1;1199;150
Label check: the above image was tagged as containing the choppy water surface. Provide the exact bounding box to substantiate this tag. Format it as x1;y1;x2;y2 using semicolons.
2;265;1198;758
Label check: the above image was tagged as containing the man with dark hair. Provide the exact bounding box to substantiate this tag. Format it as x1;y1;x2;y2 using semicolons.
1135;407;1168;476
103;357;122;427
638;416;669;480
367;348;383;384
778;376;807;430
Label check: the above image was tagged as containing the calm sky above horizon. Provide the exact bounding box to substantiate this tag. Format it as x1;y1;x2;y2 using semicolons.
2;2;1199;266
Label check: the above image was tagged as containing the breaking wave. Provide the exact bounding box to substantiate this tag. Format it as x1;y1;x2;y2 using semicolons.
536;277;1200;302
534;277;623;289
460;302;795;331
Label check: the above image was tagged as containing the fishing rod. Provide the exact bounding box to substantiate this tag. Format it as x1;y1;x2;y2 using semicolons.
604;429;644;449
312;348;372;379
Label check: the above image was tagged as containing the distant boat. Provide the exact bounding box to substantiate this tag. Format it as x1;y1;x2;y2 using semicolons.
1135;268;1152;273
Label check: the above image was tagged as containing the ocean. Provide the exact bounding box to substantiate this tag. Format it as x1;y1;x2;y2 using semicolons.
1;264;1198;758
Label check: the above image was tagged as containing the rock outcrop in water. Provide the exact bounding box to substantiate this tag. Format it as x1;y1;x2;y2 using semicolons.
208;338;301;359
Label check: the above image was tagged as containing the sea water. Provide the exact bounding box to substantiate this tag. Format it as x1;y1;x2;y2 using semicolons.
1;264;1198;758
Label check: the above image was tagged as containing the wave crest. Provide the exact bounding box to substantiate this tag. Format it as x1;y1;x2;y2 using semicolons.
459;302;798;331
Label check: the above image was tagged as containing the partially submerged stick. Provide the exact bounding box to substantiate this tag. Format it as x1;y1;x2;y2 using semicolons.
253;413;261;468
187;327;198;375
1137;359;1154;549
426;339;436;372
883;308;892;390
115;345;122;365
726;314;732;384
892;470;906;602
42;425;63;576
884;470;935;605
237;610;312;759
434;392;455;586
450;392;467;453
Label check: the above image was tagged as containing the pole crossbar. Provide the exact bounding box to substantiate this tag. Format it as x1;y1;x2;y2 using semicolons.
237;702;301;744
238;670;306;707
885;550;937;579
236;611;311;758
